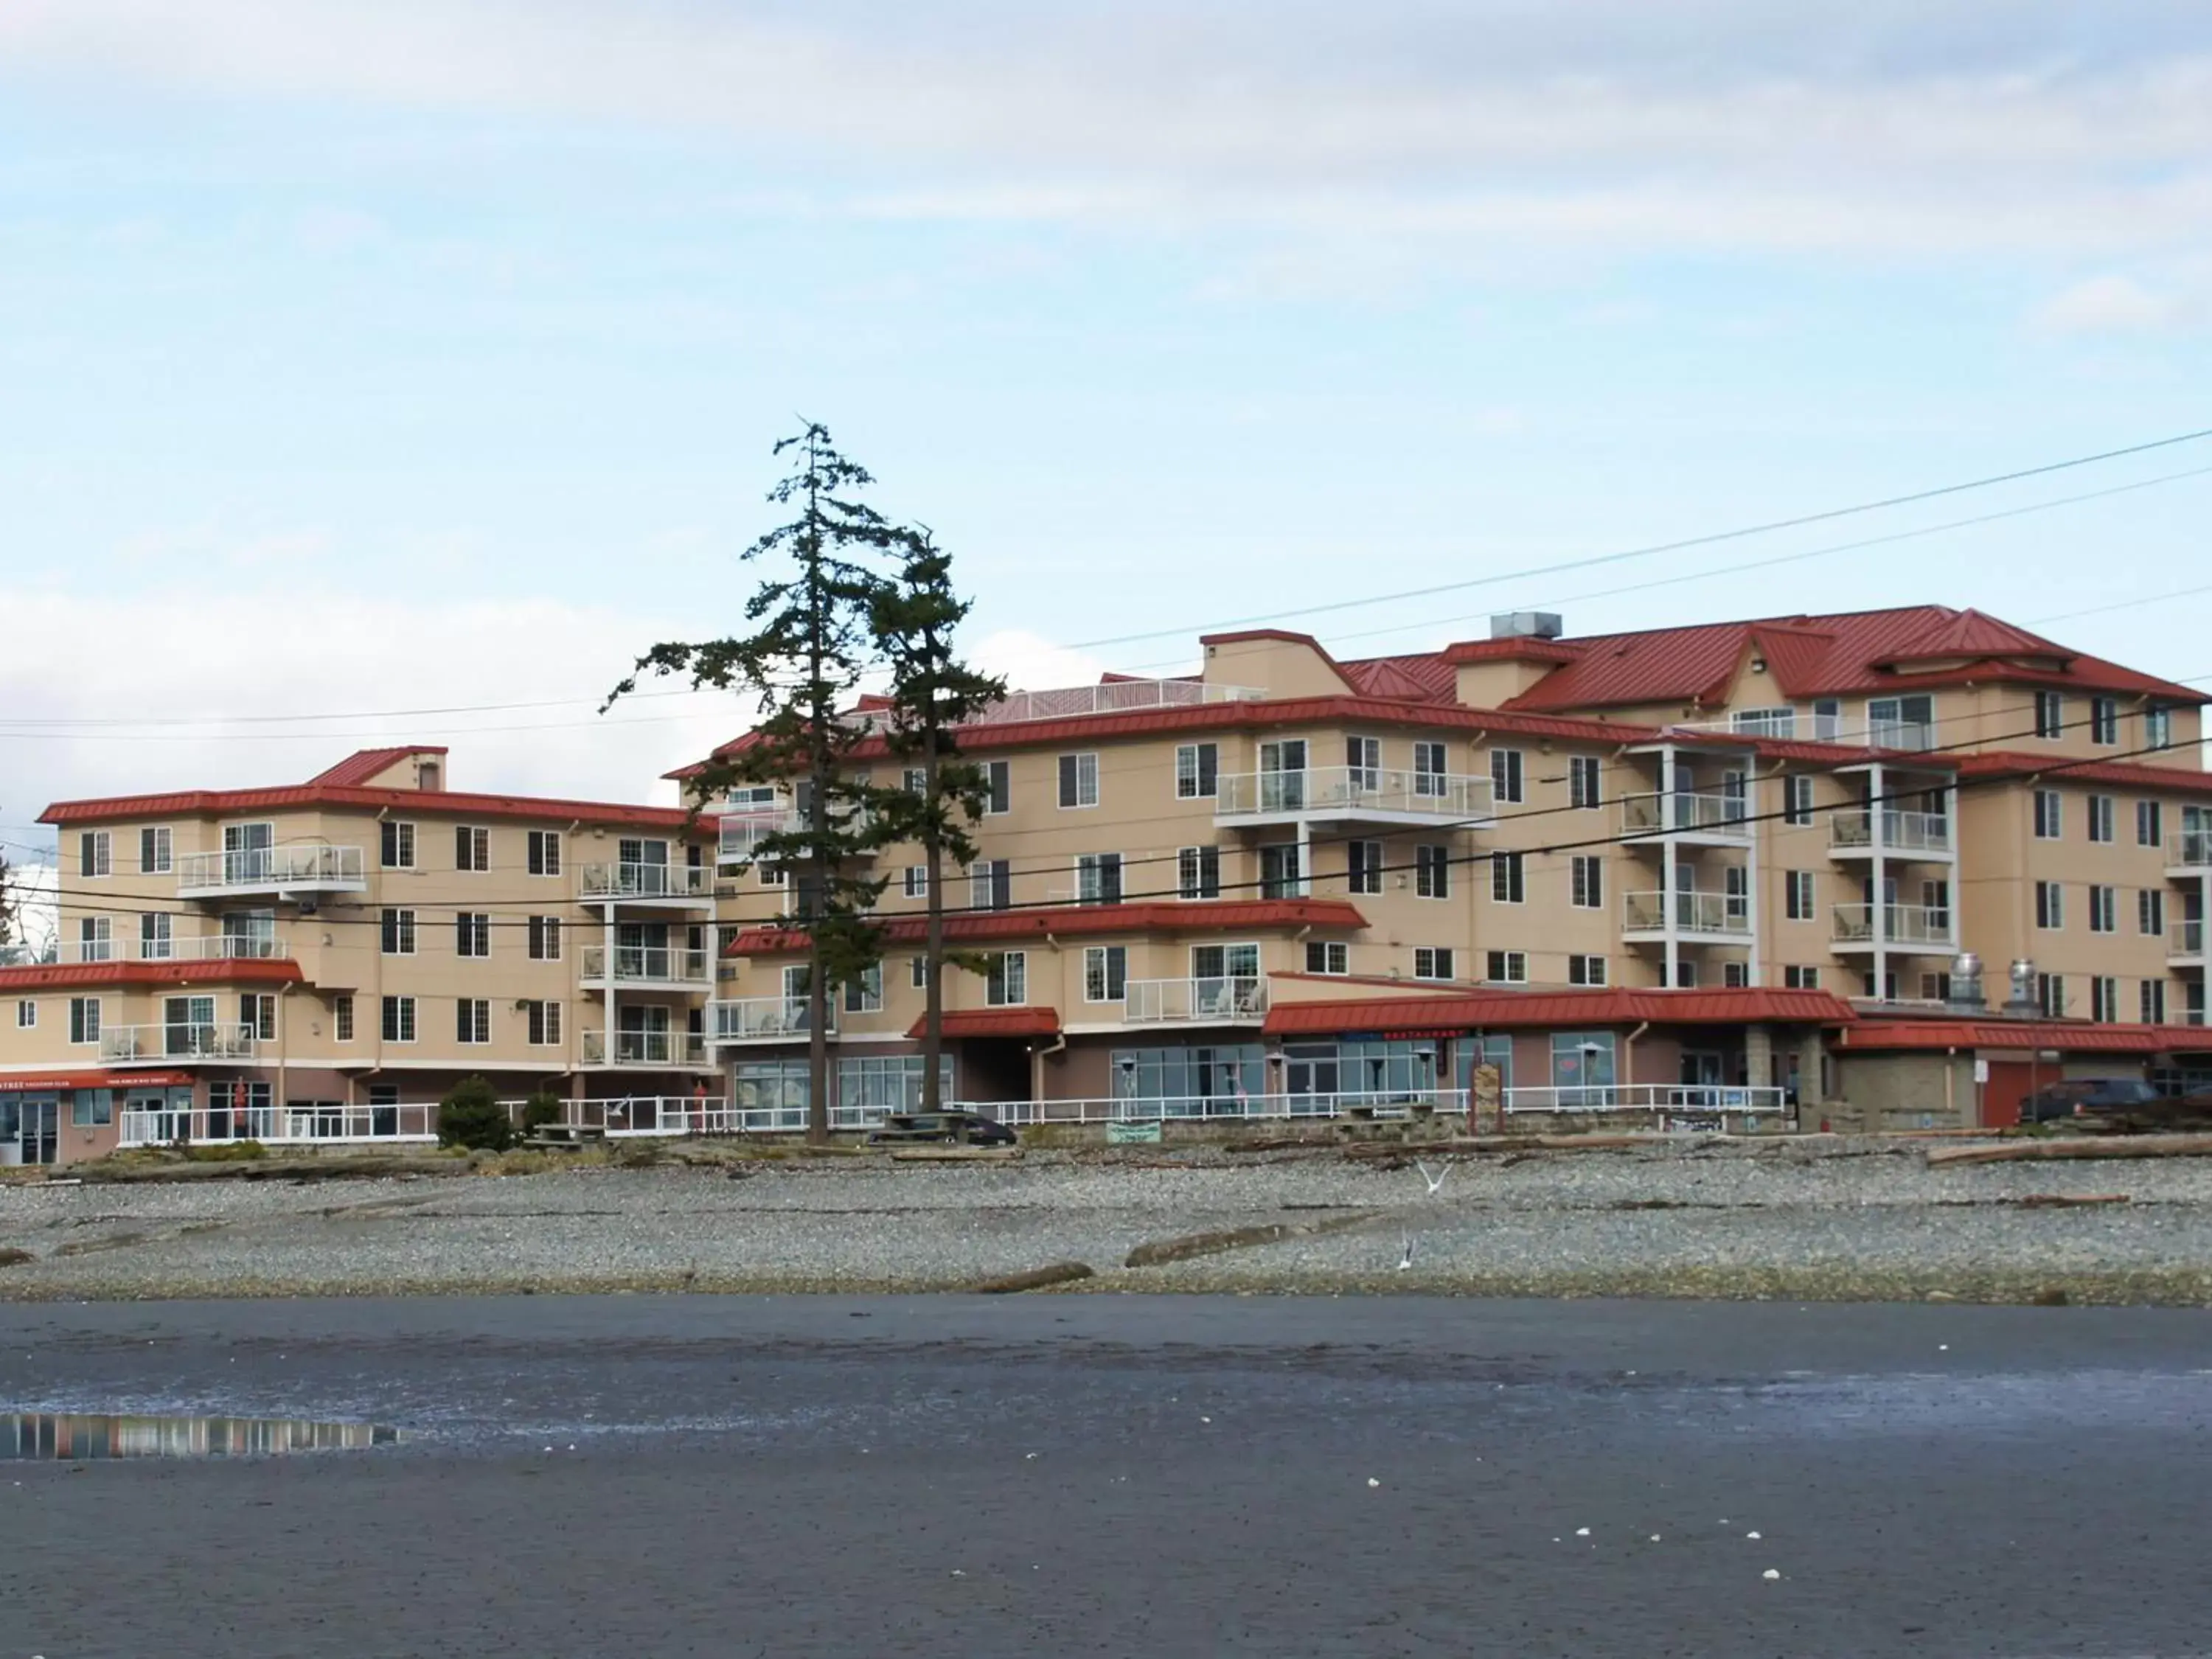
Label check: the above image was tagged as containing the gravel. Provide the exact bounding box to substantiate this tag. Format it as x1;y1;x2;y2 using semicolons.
5;1138;2212;1303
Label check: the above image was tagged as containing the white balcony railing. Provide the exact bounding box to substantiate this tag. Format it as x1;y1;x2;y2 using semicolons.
967;679;1264;727
1672;712;1939;752
2175;919;2205;961
119;1101;437;1149
175;844;364;897
580;1029;710;1067
1832;903;1956;948
580;945;711;985
1214;767;1493;823
717;810;802;866
97;1023;258;1065
61;933;289;965
1501;1084;1790;1117
707;997;835;1043
1122;976;1270;1024
578;861;715;902
2170;831;2212;870
1621;791;1754;841
1829;810;1954;854
1623;891;1750;936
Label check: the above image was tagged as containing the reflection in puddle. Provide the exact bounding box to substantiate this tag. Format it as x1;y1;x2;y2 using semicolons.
2;1412;398;1460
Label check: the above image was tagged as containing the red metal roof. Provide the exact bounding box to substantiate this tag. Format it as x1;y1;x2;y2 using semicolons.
1440;637;1582;667
1952;751;2212;796
1841;1020;2212;1054
726;898;1370;956
1877;608;2067;667
0;959;305;992
1336;653;1458;702
0;1070;193;1092
906;1008;1062;1040
42;765;705;832
307;746;450;786
1265;985;1857;1035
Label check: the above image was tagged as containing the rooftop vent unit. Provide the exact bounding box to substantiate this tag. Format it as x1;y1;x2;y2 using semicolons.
1489;611;1564;641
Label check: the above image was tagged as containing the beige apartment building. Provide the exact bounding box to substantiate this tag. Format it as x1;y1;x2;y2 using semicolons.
6;603;2210;1165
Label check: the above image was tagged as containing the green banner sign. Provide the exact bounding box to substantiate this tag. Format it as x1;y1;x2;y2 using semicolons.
1106;1119;1164;1145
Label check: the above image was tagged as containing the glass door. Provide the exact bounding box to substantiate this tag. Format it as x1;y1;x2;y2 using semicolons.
223;821;274;885
618;837;670;896
1258;740;1307;811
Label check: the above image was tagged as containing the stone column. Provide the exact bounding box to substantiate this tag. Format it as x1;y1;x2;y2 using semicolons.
1745;1023;1774;1091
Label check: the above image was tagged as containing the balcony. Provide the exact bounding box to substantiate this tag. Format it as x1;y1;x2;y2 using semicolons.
1620;791;1753;843
1671;711;1940;751
1829;810;1954;857
577;861;716;905
1214;767;1493;829
707;996;837;1043
175;844;365;901
120;1100;438;1149
2174;918;2205;968
714;807;877;867
1122;976;1270;1025
1831;902;1956;953
2169;832;2212;879
97;1023;258;1065
61;933;290;966
580;944;712;988
580;1028;711;1068
1622;890;1752;939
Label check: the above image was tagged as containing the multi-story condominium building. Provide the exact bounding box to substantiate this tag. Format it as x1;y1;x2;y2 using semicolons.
4;603;2209;1165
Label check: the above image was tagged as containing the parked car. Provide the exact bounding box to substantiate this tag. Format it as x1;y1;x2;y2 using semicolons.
2017;1078;2163;1124
866;1110;1018;1147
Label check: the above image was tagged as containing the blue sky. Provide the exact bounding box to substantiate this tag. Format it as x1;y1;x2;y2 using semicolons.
1;0;2208;847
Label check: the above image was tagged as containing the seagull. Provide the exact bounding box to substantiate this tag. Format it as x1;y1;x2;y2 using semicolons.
1397;1234;1415;1271
1415;1160;1450;1197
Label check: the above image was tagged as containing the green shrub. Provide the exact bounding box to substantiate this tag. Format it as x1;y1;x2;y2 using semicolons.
183;1139;267;1162
520;1091;564;1135
437;1075;515;1152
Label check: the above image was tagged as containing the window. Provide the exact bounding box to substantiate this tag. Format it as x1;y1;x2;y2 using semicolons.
1490;748;1524;804
2035;880;2064;931
1259;844;1302;900
241;993;276;1041
985;952;1027;1006
2037;972;2065;1018
2088;886;2117;933
1918;971;1952;1003
969;860;1012;911
1670;960;1698;989
1568;755;1601;810
2142;980;2168;1024
984;760;1011;815
908;956;927;990
2033;790;2062;839
1570;855;1603;910
1568;954;1607;987
333;995;354;1043
1178;846;1221;900
1305;941;1349;975
1785;871;1815;921
80;830;111;878
1412;947;1455;981
15;1000;34;1029
1784;965;1820;990
1076;852;1124;905
2087;795;2114;844
1484;950;1528;984
139;912;173;959
456;998;491;1044
1175;743;1220;800
2090;696;2118;746
139;825;172;874
1343;841;1382;897
1083;946;1127;1003
1413;742;1449;797
1415;845;1450;899
2034;689;2065;740
902;866;928;898
1057;753;1099;810
389;911;422;956
2138;799;2164;848
1783;775;1814;826
526;1001;563;1046
2090;975;2119;1023
382;995;417;1043
1723;961;1750;989
842;964;884;1014
455;912;491;957
1346;736;1380;790
2146;706;2174;751
380;821;416;869
902;768;928;796
526;830;562;877
78;916;113;962
455;825;490;872
1491;851;1524;904
2140;889;2166;937
1923;878;1951;931
69;997;100;1045
527;916;563;961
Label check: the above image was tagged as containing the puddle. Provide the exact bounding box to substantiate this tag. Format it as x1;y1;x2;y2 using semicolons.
1;1412;399;1461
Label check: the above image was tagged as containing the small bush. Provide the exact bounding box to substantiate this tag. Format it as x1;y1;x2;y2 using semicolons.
437;1075;515;1152
520;1091;565;1135
183;1139;268;1163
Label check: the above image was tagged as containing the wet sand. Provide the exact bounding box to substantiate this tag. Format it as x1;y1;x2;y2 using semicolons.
3;1296;2210;1656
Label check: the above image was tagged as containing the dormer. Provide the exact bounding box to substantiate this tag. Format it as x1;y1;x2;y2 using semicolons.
1871;609;2075;680
307;745;452;791
1200;630;1356;700
1442;634;1578;709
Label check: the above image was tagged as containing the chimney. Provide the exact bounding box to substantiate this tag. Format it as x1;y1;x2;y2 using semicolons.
1489;611;1564;641
2001;957;2039;1019
1945;952;1986;1015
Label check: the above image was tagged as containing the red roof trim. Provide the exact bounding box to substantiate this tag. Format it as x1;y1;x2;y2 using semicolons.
0;1070;194;1092
1441;637;1581;666
1264;985;1857;1036
307;746;451;786
1953;751;2212;796
726;899;1369;956
905;1008;1062;1040
42;781;704;832
1840;1020;2212;1054
0;959;305;992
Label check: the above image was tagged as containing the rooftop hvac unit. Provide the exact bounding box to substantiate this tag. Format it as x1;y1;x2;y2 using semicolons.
1489;611;1565;641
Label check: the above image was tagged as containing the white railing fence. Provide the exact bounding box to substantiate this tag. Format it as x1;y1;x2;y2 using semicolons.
707;997;834;1041
1122;976;1270;1023
1623;890;1750;934
63;933;291;964
580;945;711;984
579;861;715;901
1831;902;1956;947
2169;830;2212;869
98;1023;258;1064
118;1101;437;1148
1621;792;1754;840
175;844;365;892
580;1029;711;1066
1215;766;1494;821
1829;809;1953;853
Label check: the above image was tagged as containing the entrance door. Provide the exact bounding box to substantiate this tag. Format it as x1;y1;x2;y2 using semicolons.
1680;1051;1725;1088
1980;1060;2034;1129
1283;1043;1339;1112
4;1094;60;1166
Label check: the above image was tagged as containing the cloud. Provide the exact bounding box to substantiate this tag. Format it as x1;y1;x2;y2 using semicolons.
2030;273;2196;335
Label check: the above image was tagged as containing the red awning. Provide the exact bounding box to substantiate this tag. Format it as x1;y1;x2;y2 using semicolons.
0;1070;193;1092
905;1009;1062;1040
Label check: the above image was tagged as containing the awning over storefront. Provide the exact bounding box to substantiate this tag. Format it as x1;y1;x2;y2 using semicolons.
0;1071;192;1092
1840;1020;2212;1055
906;1009;1062;1040
1265;986;1857;1037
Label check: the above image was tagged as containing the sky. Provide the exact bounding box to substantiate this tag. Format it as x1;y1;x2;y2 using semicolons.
2;1;2209;859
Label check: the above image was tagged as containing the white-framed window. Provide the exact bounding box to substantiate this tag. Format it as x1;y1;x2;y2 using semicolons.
1076;852;1124;905
456;998;491;1044
1785;871;1815;921
1057;753;1099;810
1919;971;1952;1002
527;916;563;961
1568;953;1607;987
2033;790;2062;839
1724;961;1750;989
1490;748;1524;805
2087;795;2114;844
2140;889;2166;936
1491;852;1524;904
1346;840;1383;897
527;1001;563;1046
909;956;928;989
240;993;277;1042
985;951;1028;1006
2035;880;2064;931
455;912;491;958
1784;964;1820;990
2090;975;2119;1023
1415;845;1450;899
1083;945;1127;1003
1412;947;1455;981
1568;755;1601;810
15;999;35;1029
842;964;884;1015
382;995;417;1043
902;768;928;796
2138;799;2164;848
333;995;354;1043
1305;940;1349;975
69;996;101;1045
77;916;113;962
139;825;173;874
1178;846;1221;900
2034;689;2065;740
139;911;173;959
1413;742;1449;797
1570;855;1603;910
1484;950;1528;984
1783;775;1814;826
79;830;111;879
969;860;1011;911
984;759;1011;815
455;825;490;872
2142;979;2168;1024
1259;843;1302;900
526;829;562;877
1176;743;1219;800
2087;885;2116;933
903;866;928;898
2037;973;2065;1018
2145;706;2174;751
380;820;416;870
2090;696;2118;746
